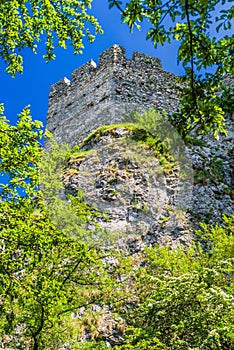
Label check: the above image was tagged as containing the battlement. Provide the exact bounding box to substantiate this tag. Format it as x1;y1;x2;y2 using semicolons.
49;77;71;100
47;44;181;146
48;45;164;102
72;59;97;86
131;51;162;70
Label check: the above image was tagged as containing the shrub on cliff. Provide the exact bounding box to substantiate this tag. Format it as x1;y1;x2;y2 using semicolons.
71;215;234;349
113;214;234;350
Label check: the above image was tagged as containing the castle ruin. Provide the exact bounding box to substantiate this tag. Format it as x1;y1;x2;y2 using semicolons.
46;44;233;248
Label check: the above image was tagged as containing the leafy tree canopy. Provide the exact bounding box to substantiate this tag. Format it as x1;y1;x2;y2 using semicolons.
109;0;233;77
0;0;103;76
0;109;114;349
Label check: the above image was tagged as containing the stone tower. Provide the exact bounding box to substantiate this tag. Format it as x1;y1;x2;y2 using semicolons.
45;45;233;248
47;44;181;147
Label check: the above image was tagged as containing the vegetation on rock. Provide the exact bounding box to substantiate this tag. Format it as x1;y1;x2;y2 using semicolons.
1;110;233;349
66;214;234;350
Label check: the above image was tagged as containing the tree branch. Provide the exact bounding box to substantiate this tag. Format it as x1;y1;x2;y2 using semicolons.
185;0;195;96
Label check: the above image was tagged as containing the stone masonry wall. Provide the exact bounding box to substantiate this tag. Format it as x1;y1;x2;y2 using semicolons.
47;44;181;147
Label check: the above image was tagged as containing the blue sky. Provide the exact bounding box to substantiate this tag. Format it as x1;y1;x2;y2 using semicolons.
0;2;185;129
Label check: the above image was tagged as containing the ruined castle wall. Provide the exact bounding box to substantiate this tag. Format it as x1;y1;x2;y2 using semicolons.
47;45;181;147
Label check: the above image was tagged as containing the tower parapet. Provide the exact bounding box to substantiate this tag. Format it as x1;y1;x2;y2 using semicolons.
47;44;181;146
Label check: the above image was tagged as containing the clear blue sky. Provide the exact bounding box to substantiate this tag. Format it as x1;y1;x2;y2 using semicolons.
0;2;185;129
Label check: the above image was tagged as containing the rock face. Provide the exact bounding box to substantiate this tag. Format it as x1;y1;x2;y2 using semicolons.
62;126;193;250
47;44;181;147
187;115;234;227
59;120;233;346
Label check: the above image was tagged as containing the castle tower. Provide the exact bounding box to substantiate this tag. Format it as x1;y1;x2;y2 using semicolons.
45;45;233;247
46;44;181;147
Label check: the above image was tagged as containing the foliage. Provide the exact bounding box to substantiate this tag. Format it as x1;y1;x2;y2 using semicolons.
0;104;43;199
109;0;234;138
168;81;227;140
0;198;110;349
75;342;108;349
124;108;170;146
112;214;234;350
82;113;180;174
109;0;233;76
0;0;103;76
124;107;185;152
123;108;193;184
0;110;113;349
40;137;87;242
216;82;234;113
195;213;234;261
68;215;234;350
41;136;116;245
115;327;168;349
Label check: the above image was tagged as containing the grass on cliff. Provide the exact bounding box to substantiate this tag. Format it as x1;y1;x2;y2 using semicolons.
75;123;178;174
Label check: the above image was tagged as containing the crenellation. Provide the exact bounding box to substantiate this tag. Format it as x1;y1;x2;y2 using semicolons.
98;44;126;67
131;51;162;71
49;77;70;101
71;59;97;87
